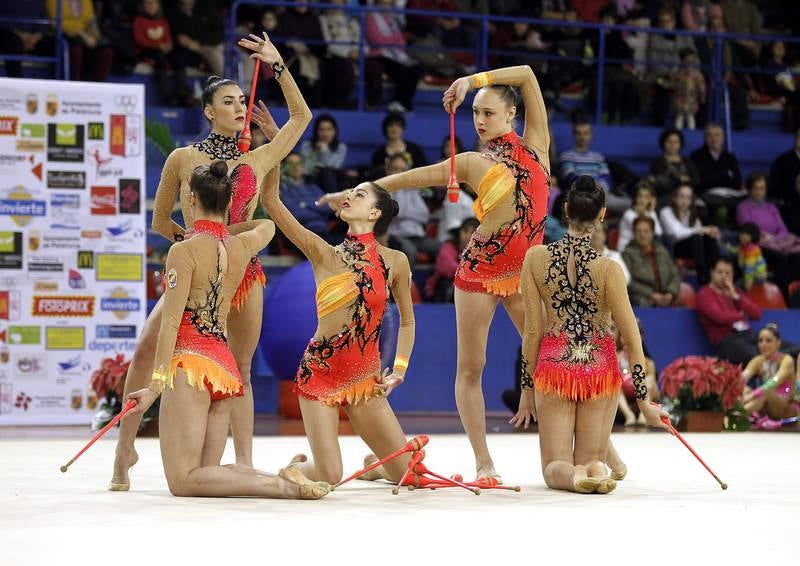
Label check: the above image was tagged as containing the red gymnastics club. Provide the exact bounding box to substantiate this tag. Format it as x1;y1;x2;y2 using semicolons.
60;399;138;473
238;60;261;153
658;412;728;490
333;435;429;490
447;111;459;203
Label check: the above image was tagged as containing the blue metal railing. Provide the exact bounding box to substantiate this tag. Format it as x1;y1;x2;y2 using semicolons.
0;0;65;80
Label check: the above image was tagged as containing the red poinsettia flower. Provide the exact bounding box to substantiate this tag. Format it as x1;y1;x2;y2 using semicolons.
90;354;131;399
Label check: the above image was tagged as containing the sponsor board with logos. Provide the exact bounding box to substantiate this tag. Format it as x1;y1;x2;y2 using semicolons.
0;78;145;425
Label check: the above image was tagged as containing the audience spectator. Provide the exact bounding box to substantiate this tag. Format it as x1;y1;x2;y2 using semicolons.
47;0;113;82
168;0;224;78
94;0;137;75
371;113;428;170
595;8;640;125
768;130;800;234
365;0;422;113
671;48;706;131
559;119;631;214
645;9;694;125
570;0;612;23
275;153;336;255
690;122;744;226
0;1;55;78
545;192;568;244
719;0;762;69
697;257;763;364
762;42;800;133
300;114;348;193
736;222;768;290
319;0;361;108
426;217;479;302
386;153;441;269
617;182;663;252
133;0;187;106
681;0;720;31
737;172;800;293
660;184;721;284
622;216;680;307
651;128;700;205
591;222;631;283
740;324;798;428
279;0;325;106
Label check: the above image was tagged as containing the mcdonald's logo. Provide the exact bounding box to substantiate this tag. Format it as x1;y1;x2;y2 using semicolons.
77;250;94;269
88;122;104;140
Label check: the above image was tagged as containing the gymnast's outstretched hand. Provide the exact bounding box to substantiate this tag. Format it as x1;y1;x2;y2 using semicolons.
317;186;357;214
375;368;404;397
251;100;279;141
123;388;159;418
510;389;536;429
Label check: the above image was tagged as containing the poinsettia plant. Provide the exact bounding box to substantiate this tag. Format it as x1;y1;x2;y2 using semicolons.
660;356;744;415
90;354;159;431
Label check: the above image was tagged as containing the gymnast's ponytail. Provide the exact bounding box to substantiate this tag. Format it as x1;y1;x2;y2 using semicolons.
370;182;400;237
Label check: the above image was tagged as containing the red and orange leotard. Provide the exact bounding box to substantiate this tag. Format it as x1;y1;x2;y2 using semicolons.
521;232;647;401
150;219;275;399
262;170;415;407
456;130;550;297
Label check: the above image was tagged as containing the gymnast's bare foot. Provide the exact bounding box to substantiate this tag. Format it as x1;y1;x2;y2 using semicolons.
476;462;503;486
109;446;138;491
279;466;330;499
358;454;386;481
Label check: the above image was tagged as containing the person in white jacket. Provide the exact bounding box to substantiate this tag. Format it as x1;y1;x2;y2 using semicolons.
617;182;663;251
659;183;721;284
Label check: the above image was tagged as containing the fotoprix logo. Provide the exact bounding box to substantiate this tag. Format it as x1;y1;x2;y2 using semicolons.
118;179;141;214
0;187;46;227
47;124;85;162
47;170;85;190
0;116;18;136
0;232;23;270
101;287;140;320
110;114;142;157
96;325;137;339
90;186;116;215
32;295;94;317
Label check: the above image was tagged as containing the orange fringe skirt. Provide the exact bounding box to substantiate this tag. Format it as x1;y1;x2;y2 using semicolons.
231;256;266;310
294;334;382;407
166;311;243;401
533;332;622;401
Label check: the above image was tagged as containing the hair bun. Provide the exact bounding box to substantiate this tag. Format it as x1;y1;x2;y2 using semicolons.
390;199;400;219
209;160;228;178
765;322;780;331
206;75;224;89
574;175;596;193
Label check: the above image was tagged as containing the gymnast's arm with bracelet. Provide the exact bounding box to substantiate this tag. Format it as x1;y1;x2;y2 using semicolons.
318;65;549;210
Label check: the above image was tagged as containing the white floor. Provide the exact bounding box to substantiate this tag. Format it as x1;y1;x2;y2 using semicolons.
0;432;796;565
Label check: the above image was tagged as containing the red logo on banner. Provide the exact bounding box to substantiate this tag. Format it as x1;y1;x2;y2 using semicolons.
0;116;19;135
110;114;125;156
32;295;95;317
0;290;8;320
91;186;116;215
